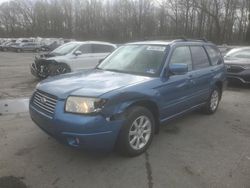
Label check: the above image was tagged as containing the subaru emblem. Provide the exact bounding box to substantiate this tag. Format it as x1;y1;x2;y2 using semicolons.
40;97;47;104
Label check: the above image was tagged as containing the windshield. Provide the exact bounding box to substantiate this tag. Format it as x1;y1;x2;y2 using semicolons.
51;42;80;55
225;48;250;60
98;45;168;76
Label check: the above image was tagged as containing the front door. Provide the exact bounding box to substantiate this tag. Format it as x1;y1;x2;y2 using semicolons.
159;46;194;119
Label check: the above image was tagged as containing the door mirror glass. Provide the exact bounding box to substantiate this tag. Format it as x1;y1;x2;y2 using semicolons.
169;63;188;75
74;50;82;56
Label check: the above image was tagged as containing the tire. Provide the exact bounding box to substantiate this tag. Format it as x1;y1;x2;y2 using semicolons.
116;106;155;157
17;48;21;53
49;63;71;76
202;86;221;114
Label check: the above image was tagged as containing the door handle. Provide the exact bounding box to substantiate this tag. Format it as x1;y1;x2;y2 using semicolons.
188;75;195;84
190;79;195;84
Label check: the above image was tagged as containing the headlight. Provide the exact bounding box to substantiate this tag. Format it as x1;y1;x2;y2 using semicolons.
65;96;107;114
243;64;250;69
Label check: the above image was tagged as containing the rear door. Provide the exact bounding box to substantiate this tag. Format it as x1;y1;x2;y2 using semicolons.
22;43;29;51
188;46;213;105
27;43;36;51
71;44;115;71
91;44;115;63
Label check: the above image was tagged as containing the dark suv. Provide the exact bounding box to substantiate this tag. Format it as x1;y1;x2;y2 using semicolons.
29;39;226;156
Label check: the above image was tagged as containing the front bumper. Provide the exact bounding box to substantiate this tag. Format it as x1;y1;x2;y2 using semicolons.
29;100;124;152
30;63;39;77
30;62;49;79
226;69;250;84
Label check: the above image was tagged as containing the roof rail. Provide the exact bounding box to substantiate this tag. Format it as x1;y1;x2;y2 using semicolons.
139;35;210;43
173;37;209;43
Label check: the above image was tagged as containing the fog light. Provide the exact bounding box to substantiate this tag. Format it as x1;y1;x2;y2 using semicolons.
67;137;80;147
75;137;80;144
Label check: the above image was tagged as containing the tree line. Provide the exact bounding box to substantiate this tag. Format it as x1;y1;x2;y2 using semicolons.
0;0;250;44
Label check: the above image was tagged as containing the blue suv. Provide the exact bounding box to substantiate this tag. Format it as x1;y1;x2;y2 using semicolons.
29;39;226;156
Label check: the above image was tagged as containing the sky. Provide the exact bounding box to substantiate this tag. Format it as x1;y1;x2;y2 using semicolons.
0;0;9;4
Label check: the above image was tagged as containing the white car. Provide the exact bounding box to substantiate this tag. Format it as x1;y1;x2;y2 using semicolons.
31;41;117;79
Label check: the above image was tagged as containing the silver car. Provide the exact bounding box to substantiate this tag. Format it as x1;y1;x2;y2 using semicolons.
31;41;117;79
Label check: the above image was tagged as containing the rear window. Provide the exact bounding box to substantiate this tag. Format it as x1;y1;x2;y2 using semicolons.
190;46;210;70
205;46;221;65
92;44;115;53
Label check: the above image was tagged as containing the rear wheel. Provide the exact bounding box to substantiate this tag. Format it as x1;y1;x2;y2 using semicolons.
116;106;155;157
202;87;220;114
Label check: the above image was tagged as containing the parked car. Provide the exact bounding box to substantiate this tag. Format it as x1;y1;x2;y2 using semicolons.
224;47;250;84
0;41;9;51
0;41;16;51
30;41;116;79
29;39;226;156
11;42;42;52
218;45;234;56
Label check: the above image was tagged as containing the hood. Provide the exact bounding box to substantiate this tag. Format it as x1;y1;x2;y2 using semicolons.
39;53;58;59
224;58;250;66
37;69;152;99
46;55;69;62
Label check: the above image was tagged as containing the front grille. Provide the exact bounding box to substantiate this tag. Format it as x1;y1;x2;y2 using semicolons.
32;90;57;115
34;59;53;77
227;65;245;73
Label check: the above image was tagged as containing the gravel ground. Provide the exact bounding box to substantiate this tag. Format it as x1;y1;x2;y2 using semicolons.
0;52;250;188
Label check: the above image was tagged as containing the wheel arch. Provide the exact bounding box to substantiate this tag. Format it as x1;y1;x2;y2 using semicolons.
125;99;160;134
56;62;72;71
215;81;223;100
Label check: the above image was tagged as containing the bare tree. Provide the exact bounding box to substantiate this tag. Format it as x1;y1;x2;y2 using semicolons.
0;0;249;44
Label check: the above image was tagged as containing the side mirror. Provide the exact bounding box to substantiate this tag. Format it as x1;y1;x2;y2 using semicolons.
169;63;188;75
217;58;223;65
74;50;82;56
98;59;104;64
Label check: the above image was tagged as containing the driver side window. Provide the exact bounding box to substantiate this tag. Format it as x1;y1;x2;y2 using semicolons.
170;46;192;71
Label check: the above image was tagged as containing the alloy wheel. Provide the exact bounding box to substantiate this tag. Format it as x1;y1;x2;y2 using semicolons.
210;90;219;111
129;115;152;150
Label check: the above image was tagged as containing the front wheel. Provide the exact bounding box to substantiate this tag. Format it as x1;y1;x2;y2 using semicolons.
202;87;221;114
116;106;155;157
49;64;71;76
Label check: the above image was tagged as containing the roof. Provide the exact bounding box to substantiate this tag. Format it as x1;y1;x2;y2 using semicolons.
67;41;116;46
128;40;173;45
127;39;212;46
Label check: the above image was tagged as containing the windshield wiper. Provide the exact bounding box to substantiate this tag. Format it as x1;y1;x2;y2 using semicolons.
95;67;103;70
104;69;123;73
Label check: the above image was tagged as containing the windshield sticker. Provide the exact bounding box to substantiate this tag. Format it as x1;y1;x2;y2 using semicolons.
147;46;166;51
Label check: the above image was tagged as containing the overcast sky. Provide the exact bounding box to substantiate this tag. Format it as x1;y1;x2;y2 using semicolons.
0;0;9;4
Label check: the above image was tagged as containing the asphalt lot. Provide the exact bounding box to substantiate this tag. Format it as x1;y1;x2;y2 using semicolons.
0;52;39;99
0;52;250;188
